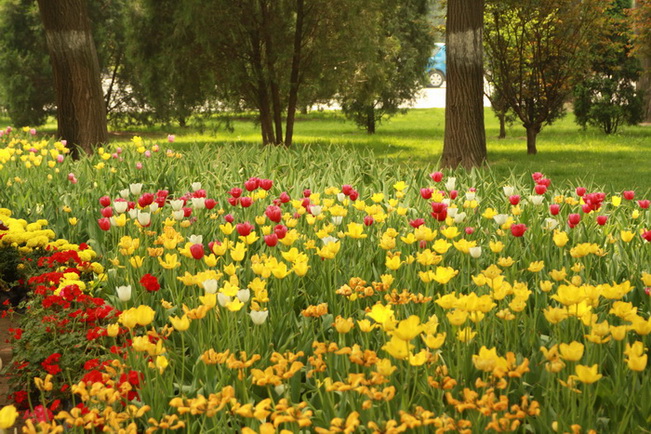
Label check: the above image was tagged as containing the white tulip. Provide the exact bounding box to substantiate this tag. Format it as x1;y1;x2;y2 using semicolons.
202;279;218;294
116;285;132;302
445;177;456;190
169;199;184;211
172;210;184;220
218;293;232;307
189;235;203;244
237;289;251;303
310;205;323;216
465;192;476;201
493;214;508;225
137;211;151;226
543;218;559;231
192;197;206;209
250;310;269;325
114;200;128;213
191;182;202;191
119;188;130;198
454;212;467;224
530;195;544;205
321;236;339;245
503;186;515;196
129;183;143;195
149;202;159;213
469;246;482;258
331;216;343;225
337;193;346;202
128;209;138;220
447;207;459;218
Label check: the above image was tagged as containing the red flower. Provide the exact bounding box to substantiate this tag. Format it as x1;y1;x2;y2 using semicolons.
623;190;635;200
42;353;62;375
575;187;586;197
549;204;560;215
265;205;282;223
430;171;443;182
190;244;204;260
229;187;242;198
264;233;278;247
99;196;111;207
363;215;374;226
240;196;253;207
638;200;650;209
420;188;433;199
642;230;651;242
236;222;254;237
140;274;160;292
259;178;273;191
274;225;287;239
568;213;581;228
342;184;353;195
510;224;527;237
244;177;259;191
535;184;547;195
596;215;608;226
97;218;111;231
509;195;520;205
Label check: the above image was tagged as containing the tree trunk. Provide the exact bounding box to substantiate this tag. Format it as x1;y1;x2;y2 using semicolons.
366;106;376;134
498;112;506;139
37;0;107;157
260;0;283;145
640;57;651;122
285;0;305;148
441;0;487;169
525;124;539;155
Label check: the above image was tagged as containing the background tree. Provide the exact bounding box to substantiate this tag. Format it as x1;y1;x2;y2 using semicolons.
339;0;434;134
441;0;487;168
484;0;607;154
181;0;379;147
631;0;651;122
0;0;54;127
574;0;643;134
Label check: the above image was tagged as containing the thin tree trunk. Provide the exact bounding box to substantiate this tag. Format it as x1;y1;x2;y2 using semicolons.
37;0;107;158
526;125;539;155
285;0;305;148
441;0;487;169
498;112;506;138
366;106;376;134
640;58;651;122
260;0;283;144
251;30;275;145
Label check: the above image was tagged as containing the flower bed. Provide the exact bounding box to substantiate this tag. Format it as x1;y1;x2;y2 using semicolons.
0;129;650;432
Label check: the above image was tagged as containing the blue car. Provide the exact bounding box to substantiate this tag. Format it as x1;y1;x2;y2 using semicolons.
426;43;446;88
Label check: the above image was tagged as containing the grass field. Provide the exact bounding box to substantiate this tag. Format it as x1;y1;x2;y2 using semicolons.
3;107;650;191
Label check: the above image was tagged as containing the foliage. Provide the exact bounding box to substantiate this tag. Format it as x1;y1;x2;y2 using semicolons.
0;0;54;127
574;0;643;134
339;0;434;134
484;0;608;154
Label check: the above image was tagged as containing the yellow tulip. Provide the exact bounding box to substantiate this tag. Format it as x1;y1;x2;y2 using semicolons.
573;364;602;384
558;341;584;362
392;316;422;341
169;315;191;332
382;335;413;360
0;405;19;429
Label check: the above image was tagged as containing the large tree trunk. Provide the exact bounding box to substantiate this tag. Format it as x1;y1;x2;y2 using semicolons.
640;57;651;122
366;106;376;134
285;0;304;148
441;0;487;169
497;112;506;139
260;0;283;145
37;0;107;158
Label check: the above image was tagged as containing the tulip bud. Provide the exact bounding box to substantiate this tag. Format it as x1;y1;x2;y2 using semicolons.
342;184;353;195
449;190;458;200
509;195;520;205
99;196;111;207
420;188;433;199
349;190;359;201
469;247;482;258
576;187;586;197
237;289;250;303
190;244;204;260
205;198;217;209
549;204;560;216
250;310;269;325
279;192;291;203
623;190;635;200
535;184;547;195
363;215;374;226
596;215;608;226
100;207;113;218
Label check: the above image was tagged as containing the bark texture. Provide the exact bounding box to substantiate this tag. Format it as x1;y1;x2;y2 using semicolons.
37;0;107;157
441;0;487;168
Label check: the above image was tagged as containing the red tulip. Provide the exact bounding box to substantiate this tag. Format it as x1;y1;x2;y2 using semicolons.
205;198;217;210
274;224;287;239
420;188;433;199
229;187;243;198
465;227;475;235
227;197;239;206
363;215;374;226
642;230;651;242
638;200;650;209
279;192;291;203
140;274;160;292
532;172;543;181
244;178;259;191
430;171;443;182
98;218;111;231
100;207;113;218
537;178;551;187
259;179;273;191
510;223;527;237
265;205;282;223
342;184;353;195
535;185;547;195
240;197;253;208
449;190;458;200
138;193;154;208
236;222;254;237
303;189;311;197
99;196;111;207
596;215;608;226
264;233;278;247
190;244;204;260
623;190;635;200
575;187;586;197
549;204;560;215
349;190;359;201
301;198;311;208
568;213;581;228
225;214;234;223
509;195;520;206
183;207;192;218
410;218;425;228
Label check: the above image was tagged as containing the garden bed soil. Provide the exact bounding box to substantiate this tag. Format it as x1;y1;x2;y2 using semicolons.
0;315;14;407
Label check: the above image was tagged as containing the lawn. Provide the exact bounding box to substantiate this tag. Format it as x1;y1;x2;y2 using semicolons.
2;107;650;192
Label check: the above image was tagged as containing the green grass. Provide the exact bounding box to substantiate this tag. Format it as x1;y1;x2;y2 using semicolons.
3;107;650;192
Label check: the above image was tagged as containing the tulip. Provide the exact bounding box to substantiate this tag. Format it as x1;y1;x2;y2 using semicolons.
549;204;560;215
465;191;476;201
535;184;547;194
623;190;635;200
279;191;291;203
236;221;254;236
420;188;432;199
138;193;154;208
274;224;287;239
449;190;458;200
190;244;204;259
56;154;64;163
265;205;282;223
225;214;234;223
331;216;343;225
259;179;273;190
303;189;312;197
130;183;143;195
503;186;515;196
167;134;175;143
100;207;113;218
349;190;359;201
98;218;111;231
203;279;219;294
465;227;475;235
218;293;231;307
169;315;190;332
532;172;543;181
410;218;425;228
430;171;443;182
240;197;253;207
509;195;520;205
596;215;608;226
576;187;586;197
568;213;581;227
135;162;143;170
510;223;527;237
205;198;217;209
642;230;651;242
444;177;456;190
244;178;259;191
264;233;279;247
469;246;482;258
337;193;346;202
363;215;374;226
638;200;650;209
310;205;323;216
237;289;250;303
99;196;111;207
191;197;206;209
137;211;151;227
530;195;544;205
183;207;192;217
493;214;508;225
0;405;19;429
250;309;269;325
447;207;458;218
116;285;132;302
